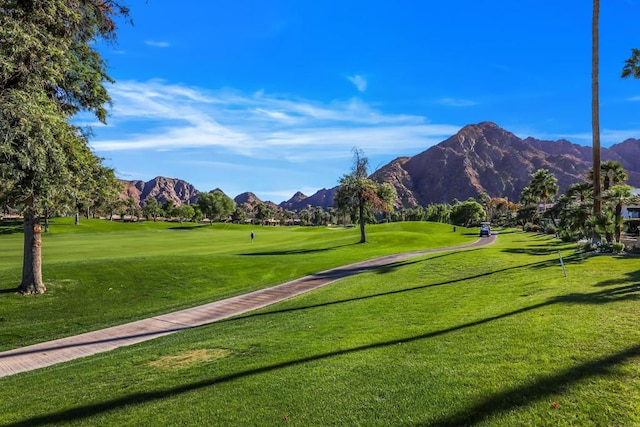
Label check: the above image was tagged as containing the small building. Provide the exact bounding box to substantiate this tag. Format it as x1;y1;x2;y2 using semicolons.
621;188;640;219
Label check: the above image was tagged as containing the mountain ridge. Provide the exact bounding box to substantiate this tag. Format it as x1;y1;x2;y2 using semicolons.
120;122;640;210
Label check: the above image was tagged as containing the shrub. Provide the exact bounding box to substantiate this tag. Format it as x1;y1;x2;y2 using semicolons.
612;242;625;253
558;230;576;242
595;241;614;253
523;222;533;232
530;224;541;233
545;224;557;235
577;239;595;253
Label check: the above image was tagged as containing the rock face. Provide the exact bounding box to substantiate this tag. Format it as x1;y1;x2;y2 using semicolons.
395;122;588;204
120;177;199;206
234;192;279;210
370;157;419;207
371;121;640;206
279;188;340;211
279;191;308;210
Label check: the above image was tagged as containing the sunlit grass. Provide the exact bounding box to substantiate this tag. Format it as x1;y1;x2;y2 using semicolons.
1;225;639;426
0;218;473;350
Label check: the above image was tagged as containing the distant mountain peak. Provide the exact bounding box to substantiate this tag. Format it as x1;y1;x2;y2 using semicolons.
234;192;261;205
118;122;640;210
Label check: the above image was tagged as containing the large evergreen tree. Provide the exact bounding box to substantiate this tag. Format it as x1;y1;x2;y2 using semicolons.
0;0;129;294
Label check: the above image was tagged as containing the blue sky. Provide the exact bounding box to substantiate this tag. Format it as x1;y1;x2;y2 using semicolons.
88;0;640;203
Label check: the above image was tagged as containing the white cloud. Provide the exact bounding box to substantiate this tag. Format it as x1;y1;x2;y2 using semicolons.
91;79;460;161
145;40;171;48
347;75;367;92
262;186;322;201
438;98;479;107
548;129;640;145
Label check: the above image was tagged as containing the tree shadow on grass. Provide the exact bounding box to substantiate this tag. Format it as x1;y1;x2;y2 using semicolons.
0;288;17;294
6;280;639;427
504;248;558;256
594;269;640;288
502;240;573;256
226;255;568;323
168;224;210;230
240;242;359;256
0;220;22;235
423;343;640;426
461;232;479;237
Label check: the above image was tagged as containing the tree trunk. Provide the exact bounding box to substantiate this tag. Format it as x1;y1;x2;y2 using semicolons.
19;207;45;294
592;0;602;242
359;200;366;243
615;202;623;242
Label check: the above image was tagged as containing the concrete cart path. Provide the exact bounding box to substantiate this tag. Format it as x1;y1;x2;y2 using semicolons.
0;234;496;378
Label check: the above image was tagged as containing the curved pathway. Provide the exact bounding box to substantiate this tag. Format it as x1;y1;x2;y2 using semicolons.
0;234;496;378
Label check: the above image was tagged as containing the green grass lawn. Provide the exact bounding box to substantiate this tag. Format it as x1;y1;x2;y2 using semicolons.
1;220;639;426
0;218;473;350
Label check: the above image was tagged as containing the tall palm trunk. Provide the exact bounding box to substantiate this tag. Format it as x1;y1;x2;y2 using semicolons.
592;0;602;244
19;202;45;294
592;0;602;218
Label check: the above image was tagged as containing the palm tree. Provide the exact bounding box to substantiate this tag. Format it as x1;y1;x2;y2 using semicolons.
529;169;559;211
566;182;592;203
592;0;602;221
590;211;615;243
601;160;628;191
604;185;633;242
518;186;538;225
622;48;640;78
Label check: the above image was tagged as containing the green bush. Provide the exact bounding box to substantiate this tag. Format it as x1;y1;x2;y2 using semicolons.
612;242;625;253
577;239;595;253
523;222;533;232
558;230;576;242
544;224;557;235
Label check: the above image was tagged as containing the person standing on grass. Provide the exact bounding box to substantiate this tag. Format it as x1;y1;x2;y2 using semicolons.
250;231;254;243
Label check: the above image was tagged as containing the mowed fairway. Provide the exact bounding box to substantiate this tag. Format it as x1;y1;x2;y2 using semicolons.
0;218;474;351
1;221;640;426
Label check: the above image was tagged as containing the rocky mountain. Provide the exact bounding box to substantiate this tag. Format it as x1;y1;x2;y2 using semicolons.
279;191;308;210
120;122;640;210
368;121;640;206
279;188;339;211
233;192;261;207
120;177;199;206
370;157;420;207
607;139;640;180
233;192;279;211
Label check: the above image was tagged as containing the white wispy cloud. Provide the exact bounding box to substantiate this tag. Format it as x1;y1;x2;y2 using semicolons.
92;79;460;160
438;98;479;107
347;75;367;92
262;186;322;201
145;40;171;48
551;129;640;145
